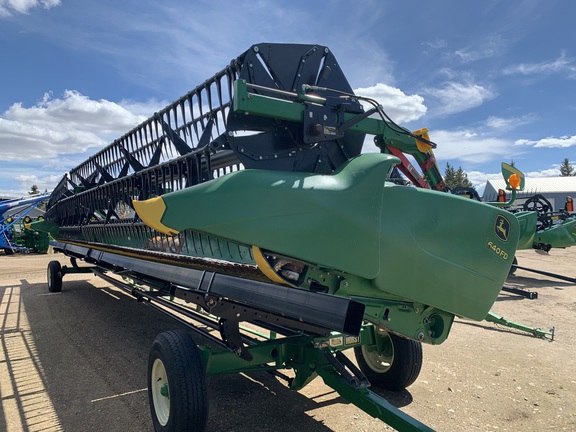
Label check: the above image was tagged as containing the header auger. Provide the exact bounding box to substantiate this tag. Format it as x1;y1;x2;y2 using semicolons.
34;43;523;431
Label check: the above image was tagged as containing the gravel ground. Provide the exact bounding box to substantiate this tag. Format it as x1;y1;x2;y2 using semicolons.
0;248;575;431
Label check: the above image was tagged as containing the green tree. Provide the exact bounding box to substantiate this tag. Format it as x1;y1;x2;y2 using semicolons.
560;158;574;176
444;163;456;187
444;162;472;189
28;184;39;195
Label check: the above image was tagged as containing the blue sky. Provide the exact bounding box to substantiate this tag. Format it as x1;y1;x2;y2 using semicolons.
1;0;575;197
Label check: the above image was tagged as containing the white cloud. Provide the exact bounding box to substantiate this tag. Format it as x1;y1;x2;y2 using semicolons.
451;39;502;64
503;52;576;78
423;82;495;117
354;83;427;123
0;161;63;197
13;173;61;193
0;91;147;162
466;170;503;195
117;98;168;118
526;168;564;178
485;114;536;130
422;39;447;50
515;135;576;148
5;90;146;133
0;0;60;17
431;129;512;164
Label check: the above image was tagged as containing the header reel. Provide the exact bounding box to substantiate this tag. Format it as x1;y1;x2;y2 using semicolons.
45;43;369;229
226;43;366;173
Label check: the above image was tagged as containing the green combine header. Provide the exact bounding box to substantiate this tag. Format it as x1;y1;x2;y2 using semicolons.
33;43;524;431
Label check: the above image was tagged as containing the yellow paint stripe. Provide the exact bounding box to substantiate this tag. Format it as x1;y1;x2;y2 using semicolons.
252;246;289;285
132;196;179;236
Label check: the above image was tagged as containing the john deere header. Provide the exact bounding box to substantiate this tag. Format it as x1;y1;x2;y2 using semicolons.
34;43;520;345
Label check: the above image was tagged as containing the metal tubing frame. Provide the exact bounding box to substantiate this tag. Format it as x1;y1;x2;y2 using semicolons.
1;195;49;251
484;312;553;339
52;239;437;431
50;240;364;336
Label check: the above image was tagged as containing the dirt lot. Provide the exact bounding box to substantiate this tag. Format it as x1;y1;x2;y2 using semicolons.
1;248;575;431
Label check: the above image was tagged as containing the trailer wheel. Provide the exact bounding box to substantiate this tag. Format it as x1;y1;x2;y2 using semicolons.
47;260;63;292
354;328;422;391
148;330;208;432
509;256;518;276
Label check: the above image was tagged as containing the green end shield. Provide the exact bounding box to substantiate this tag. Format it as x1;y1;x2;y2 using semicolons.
134;153;519;322
26;219;59;239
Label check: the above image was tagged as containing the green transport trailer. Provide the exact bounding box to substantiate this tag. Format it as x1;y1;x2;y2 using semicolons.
32;43;526;431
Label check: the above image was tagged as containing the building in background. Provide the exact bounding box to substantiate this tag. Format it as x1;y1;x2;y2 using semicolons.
482;177;576;212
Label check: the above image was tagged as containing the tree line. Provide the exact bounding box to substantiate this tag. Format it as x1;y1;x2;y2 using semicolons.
444;158;575;190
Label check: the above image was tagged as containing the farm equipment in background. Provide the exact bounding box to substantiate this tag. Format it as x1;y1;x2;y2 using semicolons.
407;164;556;338
506;193;576;285
519;193;576;252
452;185;576;253
451;175;575;322
503;193;576;283
32;43;525;432
0;193;51;254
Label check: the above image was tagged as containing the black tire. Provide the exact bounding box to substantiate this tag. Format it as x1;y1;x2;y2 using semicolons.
47;260;63;292
3;248;14;255
148;330;208;432
509;256;518;276
354;328;422;391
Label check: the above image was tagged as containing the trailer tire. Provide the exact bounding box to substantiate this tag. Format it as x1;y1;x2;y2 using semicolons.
509;256;518;276
47;260;63;292
148;330;208;432
354;329;422;391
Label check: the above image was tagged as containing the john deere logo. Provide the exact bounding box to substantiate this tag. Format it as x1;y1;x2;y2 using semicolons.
494;215;510;242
